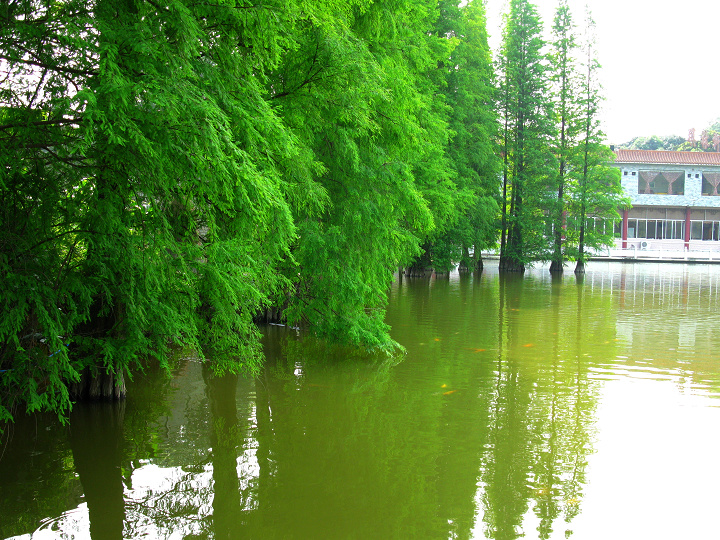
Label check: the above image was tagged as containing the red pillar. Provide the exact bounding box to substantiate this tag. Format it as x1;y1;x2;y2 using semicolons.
684;206;691;251
622;208;629;249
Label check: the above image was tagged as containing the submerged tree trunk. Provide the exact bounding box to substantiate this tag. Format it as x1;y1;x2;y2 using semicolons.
458;245;470;272
405;243;433;277
475;245;484;273
458;245;482;273
575;221;586;274
549;179;565;274
499;256;526;273
70;367;126;401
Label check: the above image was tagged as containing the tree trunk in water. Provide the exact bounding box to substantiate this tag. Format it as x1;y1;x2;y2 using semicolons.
404;265;432;277
499;255;525;273
458;245;472;273
70;367;126;401
405;243;433;277
575;221;586;275
549;259;564;273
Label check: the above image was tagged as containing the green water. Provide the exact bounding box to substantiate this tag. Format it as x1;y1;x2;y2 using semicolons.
2;262;720;540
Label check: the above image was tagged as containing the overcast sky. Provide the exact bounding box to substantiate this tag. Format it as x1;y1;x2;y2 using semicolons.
483;0;720;144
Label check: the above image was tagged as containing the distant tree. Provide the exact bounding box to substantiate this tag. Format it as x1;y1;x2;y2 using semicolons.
624;134;687;151
568;10;628;274
645;135;663;150
663;135;689;150
679;120;720;152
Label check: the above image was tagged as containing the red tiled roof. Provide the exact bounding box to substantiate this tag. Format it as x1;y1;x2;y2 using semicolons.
615;149;720;166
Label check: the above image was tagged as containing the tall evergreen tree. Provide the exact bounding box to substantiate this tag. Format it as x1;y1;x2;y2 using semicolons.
497;0;556;273
396;0;471;277
568;9;626;274
437;0;501;273
267;0;452;349
547;0;580;274
0;0;317;422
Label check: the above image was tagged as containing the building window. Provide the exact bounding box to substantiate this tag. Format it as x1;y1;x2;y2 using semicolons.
702;173;720;196
568;217;620;238
628;219;684;240
690;221;720;241
638;171;685;195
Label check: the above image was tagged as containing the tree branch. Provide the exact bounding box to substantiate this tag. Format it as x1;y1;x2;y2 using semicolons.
0;118;83;132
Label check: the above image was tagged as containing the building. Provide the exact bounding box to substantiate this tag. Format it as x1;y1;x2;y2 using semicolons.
615;149;720;253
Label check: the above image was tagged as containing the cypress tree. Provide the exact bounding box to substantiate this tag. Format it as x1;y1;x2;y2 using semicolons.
547;0;581;274
0;0;313;422
497;0;556;273
264;0;457;349
570;9;626;274
438;0;501;274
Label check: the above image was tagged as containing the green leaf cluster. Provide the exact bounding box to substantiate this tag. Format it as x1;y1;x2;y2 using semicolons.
1;0;318;421
497;0;557;272
0;0;503;423
496;0;626;273
0;0;625;424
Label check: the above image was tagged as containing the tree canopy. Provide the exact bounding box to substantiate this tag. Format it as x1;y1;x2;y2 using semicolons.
1;0;622;425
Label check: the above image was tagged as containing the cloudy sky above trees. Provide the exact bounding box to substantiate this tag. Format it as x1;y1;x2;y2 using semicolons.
485;0;720;144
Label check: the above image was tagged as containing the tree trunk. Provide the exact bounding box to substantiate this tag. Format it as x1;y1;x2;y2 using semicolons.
70;367;126;401
499;255;525;273
475;246;484;273
549;259;564;273
405;243;433;277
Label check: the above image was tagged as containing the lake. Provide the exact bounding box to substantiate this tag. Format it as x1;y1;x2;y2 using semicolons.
2;261;720;539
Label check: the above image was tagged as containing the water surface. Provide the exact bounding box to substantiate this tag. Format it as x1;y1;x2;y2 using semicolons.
2;262;720;539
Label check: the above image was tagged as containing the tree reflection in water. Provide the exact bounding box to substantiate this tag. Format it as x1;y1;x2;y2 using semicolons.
2;271;608;540
204;368;241;539
478;274;601;539
69;401;126;540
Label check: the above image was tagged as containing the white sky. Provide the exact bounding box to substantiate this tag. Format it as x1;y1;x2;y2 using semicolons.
483;0;720;144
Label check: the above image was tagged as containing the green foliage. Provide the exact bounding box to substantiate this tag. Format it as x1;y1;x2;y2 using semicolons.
406;0;500;273
564;146;625;260
624;134;686;151
543;3;626;270
497;0;556;271
566;9;629;265
441;0;501;270
268;0;452;350
4;0;497;422
547;0;580;271
625;123;720;153
1;0;311;422
1;0;624;425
